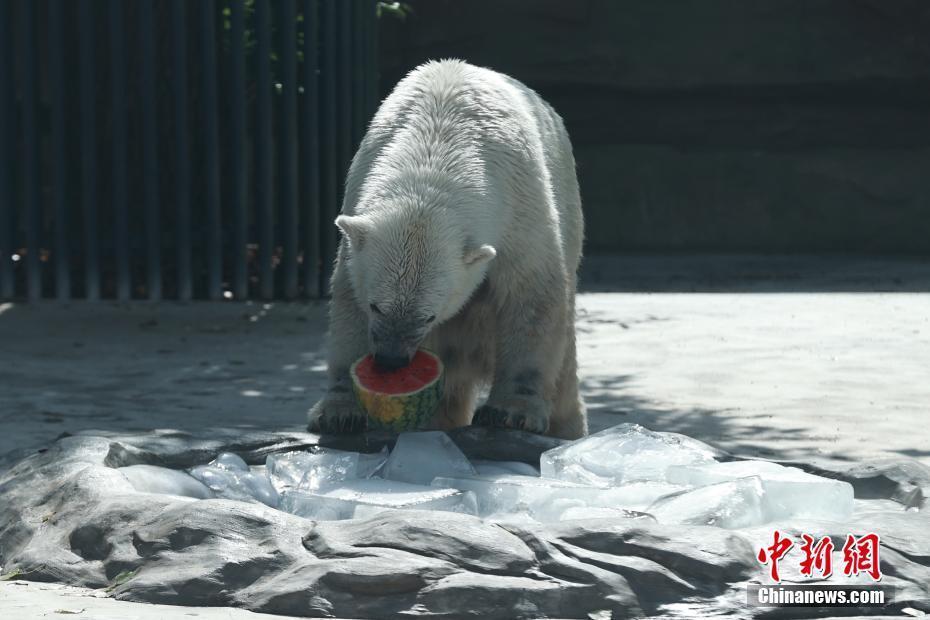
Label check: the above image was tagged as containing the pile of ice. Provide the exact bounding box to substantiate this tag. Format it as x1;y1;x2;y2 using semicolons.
116;424;855;529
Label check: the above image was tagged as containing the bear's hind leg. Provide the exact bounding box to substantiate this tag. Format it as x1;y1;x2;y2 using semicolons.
546;319;587;439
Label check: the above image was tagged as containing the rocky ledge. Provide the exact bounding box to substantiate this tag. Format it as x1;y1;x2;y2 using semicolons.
1;427;928;618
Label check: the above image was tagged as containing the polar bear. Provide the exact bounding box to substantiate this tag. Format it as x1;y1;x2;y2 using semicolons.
307;59;586;439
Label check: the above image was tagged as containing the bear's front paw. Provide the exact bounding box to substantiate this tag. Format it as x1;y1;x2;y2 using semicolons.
472;397;550;434
307;394;367;434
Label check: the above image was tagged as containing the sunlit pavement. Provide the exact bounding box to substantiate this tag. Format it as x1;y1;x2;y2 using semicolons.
2;258;928;468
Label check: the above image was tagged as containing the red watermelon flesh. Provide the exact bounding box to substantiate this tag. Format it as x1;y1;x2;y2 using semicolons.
351;349;444;431
353;350;441;395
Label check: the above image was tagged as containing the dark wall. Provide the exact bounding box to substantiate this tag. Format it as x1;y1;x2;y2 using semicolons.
379;0;930;255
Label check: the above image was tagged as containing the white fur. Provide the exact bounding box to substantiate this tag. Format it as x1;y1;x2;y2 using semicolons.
308;60;586;439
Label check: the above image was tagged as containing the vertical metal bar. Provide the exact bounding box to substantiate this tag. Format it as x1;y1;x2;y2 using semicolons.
201;0;221;300
110;0;129;302
229;0;247;300
337;1;352;188
140;0;161;301
18;0;40;301
319;0;337;290
173;0;191;302
255;0;274;299
358;0;370;131
301;0;320;298
367;0;379;120
49;0;69;301
351;0;364;149
279;0;298;299
79;0;99;300
0;0;12;299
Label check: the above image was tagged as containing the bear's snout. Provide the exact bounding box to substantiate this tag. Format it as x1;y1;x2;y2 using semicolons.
373;352;412;371
370;317;424;371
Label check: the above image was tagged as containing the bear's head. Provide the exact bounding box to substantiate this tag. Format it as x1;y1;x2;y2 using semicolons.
336;206;495;371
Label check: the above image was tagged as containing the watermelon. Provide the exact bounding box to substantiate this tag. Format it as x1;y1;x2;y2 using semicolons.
350;349;444;432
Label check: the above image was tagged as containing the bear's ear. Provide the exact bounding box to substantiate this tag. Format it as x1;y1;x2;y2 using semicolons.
464;244;496;266
335;215;370;250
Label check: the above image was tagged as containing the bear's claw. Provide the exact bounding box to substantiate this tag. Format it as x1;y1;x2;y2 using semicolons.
472;404;548;434
307;397;368;435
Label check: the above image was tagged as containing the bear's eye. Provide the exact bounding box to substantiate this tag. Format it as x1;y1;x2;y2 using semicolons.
426;315;436;324
370;303;383;315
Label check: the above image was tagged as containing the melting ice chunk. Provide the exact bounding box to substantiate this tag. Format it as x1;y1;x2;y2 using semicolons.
666;460;854;522
119;464;214;499
647;477;766;529
540;424;716;485
558;506;652;522
432;474;620;522
382;432;477;485
540;423;716;486
266;449;360;492
210;452;249;472
278;492;360;520
189;465;280;507
471;460;540;477
279;478;477;520
356;447;390;479
598;481;690;512
321;479;476;509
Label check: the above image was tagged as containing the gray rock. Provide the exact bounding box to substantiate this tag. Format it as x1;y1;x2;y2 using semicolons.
1;429;928;618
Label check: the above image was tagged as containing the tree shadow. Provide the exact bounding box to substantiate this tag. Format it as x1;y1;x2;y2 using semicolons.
581;373;843;463
0;302;333;458
2;291;923;470
893;448;930;459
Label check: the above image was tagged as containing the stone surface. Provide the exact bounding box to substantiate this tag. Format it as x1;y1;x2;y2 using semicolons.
1;429;929;618
573;145;930;254
379;1;930;254
381;1;930;90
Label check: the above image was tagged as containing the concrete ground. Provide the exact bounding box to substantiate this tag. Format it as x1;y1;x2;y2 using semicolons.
0;580;301;619
1;255;929;617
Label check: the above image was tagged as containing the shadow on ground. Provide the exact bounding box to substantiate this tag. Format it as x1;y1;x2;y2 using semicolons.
2;254;929;467
581;373;832;463
0;302;332;456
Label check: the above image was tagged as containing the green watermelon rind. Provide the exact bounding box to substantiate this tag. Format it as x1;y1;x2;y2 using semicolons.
350;350;445;432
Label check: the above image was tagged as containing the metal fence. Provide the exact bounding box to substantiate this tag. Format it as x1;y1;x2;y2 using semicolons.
0;0;379;302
